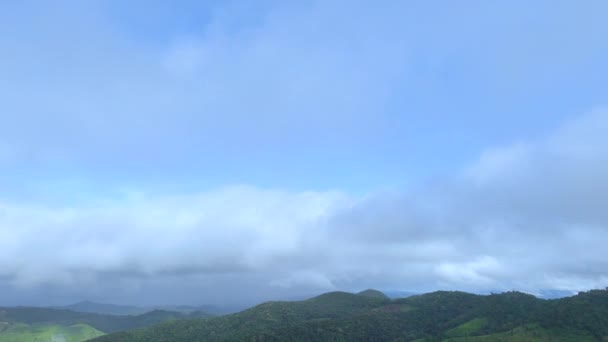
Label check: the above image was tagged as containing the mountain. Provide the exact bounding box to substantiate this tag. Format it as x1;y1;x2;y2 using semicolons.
153;304;235;315
54;301;230;316
92;290;389;341
0;306;213;342
58;301;148;316
92;289;608;341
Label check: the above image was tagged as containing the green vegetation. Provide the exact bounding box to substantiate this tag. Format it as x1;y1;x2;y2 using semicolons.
92;289;608;341
0;322;103;342
444;324;596;342
445;318;488;337
0;306;212;342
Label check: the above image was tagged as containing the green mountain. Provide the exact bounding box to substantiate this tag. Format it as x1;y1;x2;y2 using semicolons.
92;289;608;341
0;306;212;342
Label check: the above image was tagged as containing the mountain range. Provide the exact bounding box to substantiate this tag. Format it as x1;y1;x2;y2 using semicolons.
54;301;231;316
92;288;608;341
2;288;608;341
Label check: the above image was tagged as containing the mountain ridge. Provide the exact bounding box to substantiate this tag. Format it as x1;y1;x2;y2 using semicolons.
91;288;608;341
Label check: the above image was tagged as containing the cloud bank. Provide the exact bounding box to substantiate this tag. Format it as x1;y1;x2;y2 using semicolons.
2;110;608;305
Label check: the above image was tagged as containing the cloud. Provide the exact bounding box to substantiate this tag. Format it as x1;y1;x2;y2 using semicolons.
1;1;608;305
435;256;501;286
2;110;608;305
0;186;348;286
270;271;336;291
0;0;408;175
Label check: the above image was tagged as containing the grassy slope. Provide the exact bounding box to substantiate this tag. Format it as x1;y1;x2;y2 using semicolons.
445;318;488;337
444;324;596;342
0;322;104;342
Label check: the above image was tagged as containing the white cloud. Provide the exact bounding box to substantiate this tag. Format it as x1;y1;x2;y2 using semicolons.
465;143;532;185
436;256;501;286
0;109;608;302
270;271;336;291
0;186;349;288
2;110;608;302
1;1;608;305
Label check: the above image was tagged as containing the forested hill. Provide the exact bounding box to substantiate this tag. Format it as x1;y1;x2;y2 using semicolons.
92;288;608;341
0;306;212;341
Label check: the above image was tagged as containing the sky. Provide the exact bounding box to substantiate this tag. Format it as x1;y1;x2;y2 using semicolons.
1;0;608;307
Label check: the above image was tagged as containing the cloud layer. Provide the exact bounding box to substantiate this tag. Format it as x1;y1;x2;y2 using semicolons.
1;1;608;306
2;110;608;305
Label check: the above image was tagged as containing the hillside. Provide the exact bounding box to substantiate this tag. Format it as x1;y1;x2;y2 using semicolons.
0;306;212;342
0;322;104;342
92;289;608;341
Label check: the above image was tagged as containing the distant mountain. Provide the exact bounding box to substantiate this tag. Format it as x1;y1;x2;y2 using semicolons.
92;289;608;341
54;301;229;316
58;301;147;316
92;290;388;341
153;304;233;315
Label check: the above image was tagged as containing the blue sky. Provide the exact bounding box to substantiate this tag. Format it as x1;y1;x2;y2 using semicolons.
1;0;608;306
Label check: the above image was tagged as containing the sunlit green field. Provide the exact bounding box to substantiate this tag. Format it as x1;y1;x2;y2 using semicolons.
0;322;104;342
444;323;597;342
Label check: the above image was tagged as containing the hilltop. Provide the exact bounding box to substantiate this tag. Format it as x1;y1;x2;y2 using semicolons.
357;289;390;300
